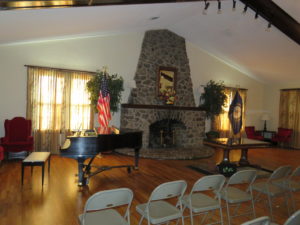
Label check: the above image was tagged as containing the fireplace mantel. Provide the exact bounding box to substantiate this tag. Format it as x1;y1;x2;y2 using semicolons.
122;104;205;111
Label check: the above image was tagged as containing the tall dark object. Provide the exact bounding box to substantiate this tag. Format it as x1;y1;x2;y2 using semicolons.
228;91;243;135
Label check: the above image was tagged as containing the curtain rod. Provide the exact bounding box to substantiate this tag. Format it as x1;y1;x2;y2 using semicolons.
281;88;300;91
24;65;96;75
226;86;248;91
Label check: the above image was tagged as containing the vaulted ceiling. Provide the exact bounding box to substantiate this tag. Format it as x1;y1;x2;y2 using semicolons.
0;0;299;84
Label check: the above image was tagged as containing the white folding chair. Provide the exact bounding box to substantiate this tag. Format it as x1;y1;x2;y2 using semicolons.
136;180;187;225
182;174;226;225
284;210;300;225
241;216;270;225
252;165;292;221
78;188;133;225
220;170;257;225
275;166;300;212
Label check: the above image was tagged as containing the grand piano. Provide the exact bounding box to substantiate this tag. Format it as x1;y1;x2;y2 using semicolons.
60;129;142;186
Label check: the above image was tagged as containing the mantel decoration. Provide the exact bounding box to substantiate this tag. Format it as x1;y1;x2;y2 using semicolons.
86;68;124;113
200;80;227;120
160;87;177;105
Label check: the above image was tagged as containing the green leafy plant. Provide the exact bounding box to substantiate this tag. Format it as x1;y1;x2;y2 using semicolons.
86;70;124;113
200;80;227;119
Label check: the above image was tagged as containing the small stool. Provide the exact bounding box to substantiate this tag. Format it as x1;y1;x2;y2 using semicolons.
22;152;51;186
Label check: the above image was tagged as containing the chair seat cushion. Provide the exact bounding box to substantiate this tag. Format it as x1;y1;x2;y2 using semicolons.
182;193;220;213
252;182;285;197
78;209;129;225
136;200;182;224
2;141;33;146
220;187;252;203
23;152;50;163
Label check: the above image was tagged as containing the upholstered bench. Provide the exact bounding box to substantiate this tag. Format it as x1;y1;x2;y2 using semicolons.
21;152;51;186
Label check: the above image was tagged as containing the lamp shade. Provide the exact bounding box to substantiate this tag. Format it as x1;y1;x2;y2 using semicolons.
261;113;270;121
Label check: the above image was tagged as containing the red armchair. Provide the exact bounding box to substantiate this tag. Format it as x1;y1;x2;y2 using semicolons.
0;117;33;153
271;128;293;145
245;126;264;141
0;146;4;161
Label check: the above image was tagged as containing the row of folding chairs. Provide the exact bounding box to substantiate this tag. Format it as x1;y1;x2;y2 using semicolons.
241;210;300;225
252;165;300;221
78;166;300;225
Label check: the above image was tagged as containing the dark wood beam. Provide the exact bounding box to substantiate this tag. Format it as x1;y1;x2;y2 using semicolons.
0;0;219;10
239;0;300;45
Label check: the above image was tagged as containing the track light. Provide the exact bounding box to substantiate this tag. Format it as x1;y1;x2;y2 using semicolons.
203;0;210;15
255;10;259;19
266;22;272;31
243;4;248;15
232;0;236;11
218;0;222;14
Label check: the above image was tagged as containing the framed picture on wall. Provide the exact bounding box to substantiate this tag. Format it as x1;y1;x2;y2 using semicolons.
157;66;177;97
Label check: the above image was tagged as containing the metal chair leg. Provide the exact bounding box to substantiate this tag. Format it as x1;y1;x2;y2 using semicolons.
267;194;274;221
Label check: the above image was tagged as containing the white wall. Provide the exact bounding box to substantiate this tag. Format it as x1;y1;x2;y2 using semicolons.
0;32;144;137
0;31;268;137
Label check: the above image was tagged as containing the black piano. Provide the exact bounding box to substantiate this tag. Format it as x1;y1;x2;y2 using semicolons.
60;129;142;186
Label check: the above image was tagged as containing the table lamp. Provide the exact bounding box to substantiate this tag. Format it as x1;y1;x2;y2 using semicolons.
261;113;270;131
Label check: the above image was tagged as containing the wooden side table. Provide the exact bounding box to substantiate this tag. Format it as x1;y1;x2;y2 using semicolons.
21;152;51;186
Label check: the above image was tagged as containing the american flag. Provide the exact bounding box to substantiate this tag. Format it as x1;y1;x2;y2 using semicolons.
97;74;111;134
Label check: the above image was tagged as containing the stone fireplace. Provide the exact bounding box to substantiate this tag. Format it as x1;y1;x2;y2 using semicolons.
121;104;205;149
120;29;206;152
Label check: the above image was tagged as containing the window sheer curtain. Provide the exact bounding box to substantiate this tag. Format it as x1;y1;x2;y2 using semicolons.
26;67;94;154
212;88;247;138
279;90;300;149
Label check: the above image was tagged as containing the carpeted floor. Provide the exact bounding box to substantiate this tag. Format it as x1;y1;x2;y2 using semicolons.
115;146;214;160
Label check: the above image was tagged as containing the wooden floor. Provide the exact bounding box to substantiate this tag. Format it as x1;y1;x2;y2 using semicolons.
0;147;299;225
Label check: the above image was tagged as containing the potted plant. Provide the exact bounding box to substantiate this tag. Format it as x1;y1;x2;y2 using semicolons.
86;70;124;113
200;80;227;138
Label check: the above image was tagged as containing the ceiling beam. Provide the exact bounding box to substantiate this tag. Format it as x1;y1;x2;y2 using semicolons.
0;0;219;10
239;0;300;45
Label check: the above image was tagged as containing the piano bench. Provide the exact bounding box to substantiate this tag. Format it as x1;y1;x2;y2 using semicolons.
21;152;51;186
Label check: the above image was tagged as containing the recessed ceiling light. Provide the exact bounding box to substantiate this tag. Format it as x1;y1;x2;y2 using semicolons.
149;16;160;21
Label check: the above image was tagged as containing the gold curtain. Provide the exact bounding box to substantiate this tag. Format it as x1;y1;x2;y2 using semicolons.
279;90;300;148
26;67;94;154
213;88;247;138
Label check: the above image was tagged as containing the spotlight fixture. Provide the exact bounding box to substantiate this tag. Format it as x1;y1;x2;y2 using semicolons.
255;10;259;19
232;0;236;11
266;22;272;31
243;4;248;15
203;0;210;15
218;0;222;14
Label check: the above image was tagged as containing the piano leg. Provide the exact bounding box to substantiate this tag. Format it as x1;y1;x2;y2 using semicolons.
84;157;96;175
134;147;140;169
77;157;87;186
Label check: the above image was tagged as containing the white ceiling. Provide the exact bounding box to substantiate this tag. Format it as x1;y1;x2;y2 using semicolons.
0;0;299;84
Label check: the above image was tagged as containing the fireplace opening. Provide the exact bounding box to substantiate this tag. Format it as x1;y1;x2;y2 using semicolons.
149;119;186;148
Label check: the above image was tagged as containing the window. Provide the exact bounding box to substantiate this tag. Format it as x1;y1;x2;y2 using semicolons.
27;66;94;153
